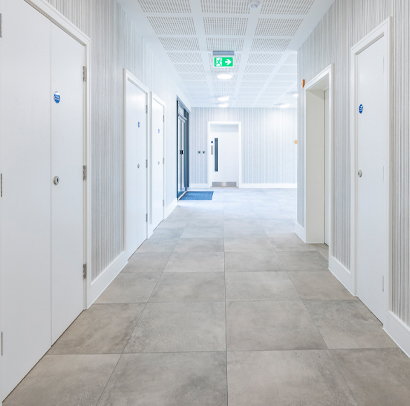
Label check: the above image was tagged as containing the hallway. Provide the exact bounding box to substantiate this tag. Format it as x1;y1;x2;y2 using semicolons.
5;188;410;405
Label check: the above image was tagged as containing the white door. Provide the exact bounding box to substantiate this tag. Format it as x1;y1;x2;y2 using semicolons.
51;23;85;343
151;98;164;230
324;89;330;246
0;0;52;397
208;124;239;186
356;36;387;322
126;78;147;257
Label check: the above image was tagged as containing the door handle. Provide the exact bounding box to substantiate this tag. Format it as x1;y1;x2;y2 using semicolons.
53;176;60;185
137;164;140;169
358;170;363;178
158;161;160;165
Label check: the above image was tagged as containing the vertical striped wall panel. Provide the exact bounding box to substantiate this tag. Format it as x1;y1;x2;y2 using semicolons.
190;108;297;185
298;0;410;325
45;0;191;281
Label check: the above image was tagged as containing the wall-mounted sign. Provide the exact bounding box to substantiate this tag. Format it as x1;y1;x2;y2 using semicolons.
138;122;140;128
214;57;234;67
359;104;364;114
158;129;160;134
54;92;61;104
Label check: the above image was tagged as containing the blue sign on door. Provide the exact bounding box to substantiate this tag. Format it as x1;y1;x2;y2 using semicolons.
158;129;160;134
138;122;140;128
359;104;364;114
54;92;61;104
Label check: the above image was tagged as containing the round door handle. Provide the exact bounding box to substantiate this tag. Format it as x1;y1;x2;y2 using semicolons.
137;164;140;169
53;176;60;185
358;170;363;178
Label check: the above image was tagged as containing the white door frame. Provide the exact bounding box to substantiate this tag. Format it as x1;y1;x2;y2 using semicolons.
149;92;166;236
350;18;392;314
301;64;334;254
207;121;242;188
0;0;91;401
123;69;149;256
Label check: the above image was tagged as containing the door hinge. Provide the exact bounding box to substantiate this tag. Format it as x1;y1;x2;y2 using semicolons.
163;157;165;164
83;264;87;280
382;275;385;292
1;173;2;197
163;115;165;122
146;105;148;114
146;159;148;168
83;165;87;181
163;200;165;207
146;213;148;222
1;332;3;356
83;66;87;82
0;14;3;38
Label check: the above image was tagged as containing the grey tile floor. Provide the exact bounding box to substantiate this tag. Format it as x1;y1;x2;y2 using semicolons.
5;188;410;405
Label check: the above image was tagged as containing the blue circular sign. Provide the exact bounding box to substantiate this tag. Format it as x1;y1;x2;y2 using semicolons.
359;104;364;114
54;92;61;104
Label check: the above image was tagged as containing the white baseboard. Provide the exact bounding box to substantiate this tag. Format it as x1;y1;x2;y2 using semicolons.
165;199;177;219
189;184;209;189
295;222;306;242
240;183;297;189
329;255;355;295
87;251;128;307
384;311;410;357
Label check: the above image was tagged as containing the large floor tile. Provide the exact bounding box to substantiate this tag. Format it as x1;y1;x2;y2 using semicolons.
164;251;225;272
304;300;396;349
224;236;274;252
227;301;326;351
227;351;357;406
174;237;224;252
332;348;410;406
150;273;225;302
98;352;227;406
277;251;329;271
181;226;224;239
96;273;160;303
288;271;354;300
49;304;145;354
137;238;179;253
124;252;171;273
269;233;317;251
125;302;226;352
4;355;120;406
150;227;184;239
225;251;284;272
225;272;300;301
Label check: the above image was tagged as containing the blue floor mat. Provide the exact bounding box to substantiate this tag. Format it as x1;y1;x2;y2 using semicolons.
181;191;214;201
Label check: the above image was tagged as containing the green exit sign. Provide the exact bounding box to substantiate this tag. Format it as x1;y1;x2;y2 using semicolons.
214;57;234;67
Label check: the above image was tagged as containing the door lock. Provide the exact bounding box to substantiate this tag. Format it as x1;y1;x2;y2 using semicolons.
358;170;363;178
53;176;60;185
137;164;140;169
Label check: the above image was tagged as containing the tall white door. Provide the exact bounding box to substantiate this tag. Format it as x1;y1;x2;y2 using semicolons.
208;124;240;186
126;78;147;257
0;0;52;397
356;36;387;322
151;98;164;230
51;23;85;343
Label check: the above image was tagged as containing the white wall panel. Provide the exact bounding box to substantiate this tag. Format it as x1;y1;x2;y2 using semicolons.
297;0;410;325
190;108;297;185
45;0;191;281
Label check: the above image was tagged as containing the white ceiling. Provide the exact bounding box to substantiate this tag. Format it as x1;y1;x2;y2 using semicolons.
118;0;335;108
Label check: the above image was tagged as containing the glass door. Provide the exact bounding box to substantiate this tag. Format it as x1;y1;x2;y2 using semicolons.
177;100;189;199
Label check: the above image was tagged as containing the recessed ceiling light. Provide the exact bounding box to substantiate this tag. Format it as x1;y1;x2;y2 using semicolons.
249;1;260;9
219;103;229;108
218;96;230;102
217;73;232;80
279;104;290;109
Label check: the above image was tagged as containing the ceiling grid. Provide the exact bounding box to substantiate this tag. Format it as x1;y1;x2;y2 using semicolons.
119;0;336;107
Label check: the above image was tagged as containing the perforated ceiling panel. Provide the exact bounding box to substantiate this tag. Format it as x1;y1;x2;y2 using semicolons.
168;53;203;64
204;17;248;36
255;18;303;36
148;17;196;35
159;38;200;51
206;38;245;52
201;0;250;14
250;39;291;52
260;0;316;15
138;0;191;13
123;0;332;107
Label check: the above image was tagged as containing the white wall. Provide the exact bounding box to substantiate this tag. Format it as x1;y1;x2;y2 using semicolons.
44;0;191;281
297;0;410;329
190;107;297;186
